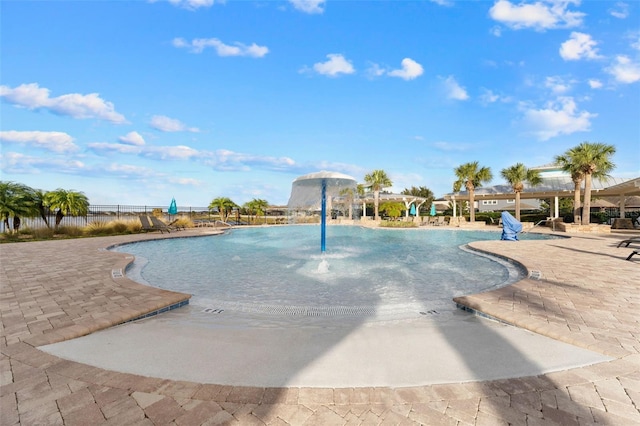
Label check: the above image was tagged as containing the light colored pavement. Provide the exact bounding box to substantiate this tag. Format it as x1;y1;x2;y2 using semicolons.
1;227;640;425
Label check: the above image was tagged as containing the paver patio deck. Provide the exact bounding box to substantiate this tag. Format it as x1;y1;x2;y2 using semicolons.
1;227;639;425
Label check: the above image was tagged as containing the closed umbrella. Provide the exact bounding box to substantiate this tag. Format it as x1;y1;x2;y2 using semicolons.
409;204;416;216
168;197;178;218
430;204;436;216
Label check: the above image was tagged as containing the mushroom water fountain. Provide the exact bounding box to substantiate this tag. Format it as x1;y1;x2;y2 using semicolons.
287;171;358;253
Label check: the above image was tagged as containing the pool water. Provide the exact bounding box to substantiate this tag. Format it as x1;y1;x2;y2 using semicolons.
115;226;551;319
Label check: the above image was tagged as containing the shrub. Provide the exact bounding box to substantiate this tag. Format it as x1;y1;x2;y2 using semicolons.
85;221;110;236
128;220;142;233
171;217;194;228
56;226;84;237
111;220;130;234
380;220;417;228
86;219;142;235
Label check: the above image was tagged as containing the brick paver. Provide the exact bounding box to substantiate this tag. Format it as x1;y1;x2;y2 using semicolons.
1;227;639;425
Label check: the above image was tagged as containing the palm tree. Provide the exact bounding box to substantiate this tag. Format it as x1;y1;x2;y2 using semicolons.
401;186;434;215
380;201;403;220
500;163;542;221
339;187;357;220
555;152;585;224
33;189;51;228
43;188;90;229
556;142;616;225
209;197;237;223
0;181;37;233
252;198;269;224
364;170;392;220
563;142;616;225
242;200;256;224
453;162;493;222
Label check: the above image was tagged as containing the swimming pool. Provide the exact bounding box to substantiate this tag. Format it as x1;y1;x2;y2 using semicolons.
114;226;553;320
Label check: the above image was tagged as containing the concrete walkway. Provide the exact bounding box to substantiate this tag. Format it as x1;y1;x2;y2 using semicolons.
1;228;639;425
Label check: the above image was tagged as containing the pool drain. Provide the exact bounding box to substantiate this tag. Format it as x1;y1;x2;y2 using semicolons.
202;304;378;317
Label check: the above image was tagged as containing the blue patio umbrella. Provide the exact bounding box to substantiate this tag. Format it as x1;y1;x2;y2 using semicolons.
168;197;178;216
430;203;436;216
409;204;416;216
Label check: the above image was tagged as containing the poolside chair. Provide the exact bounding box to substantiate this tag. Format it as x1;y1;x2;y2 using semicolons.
626;250;639;261
435;216;445;226
168;219;186;230
148;215;173;233
617;236;640;248
138;215;155;232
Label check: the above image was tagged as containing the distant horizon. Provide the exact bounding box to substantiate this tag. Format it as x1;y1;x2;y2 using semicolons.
2;1;638;206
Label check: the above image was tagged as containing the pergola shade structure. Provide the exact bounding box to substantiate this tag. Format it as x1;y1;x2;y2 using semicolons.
444;176;640;219
357;193;431;219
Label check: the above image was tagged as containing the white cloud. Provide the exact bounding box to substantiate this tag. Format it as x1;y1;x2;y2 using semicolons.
489;0;584;31
87;142;143;155
206;149;297;172
606;55;640;84
144;145;200;160
0;83;126;123
289;0;325;14
559;32;601;61
480;89;500;104
365;63;386;79
545;76;573;93
479;88;512;104
105;163;160;176
165;0;217;10
442;76;469;100
631;32;640;51
118;131;146;146
172;37;269;57
387;58;424;80
1;151;86;175
0;130;78;153
609;2;629;19
588;79;603;89
311;54;355;77
430;0;454;6
150;115;200;132
521;96;596;140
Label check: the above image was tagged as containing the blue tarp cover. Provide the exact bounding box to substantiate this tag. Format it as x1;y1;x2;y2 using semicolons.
501;211;522;241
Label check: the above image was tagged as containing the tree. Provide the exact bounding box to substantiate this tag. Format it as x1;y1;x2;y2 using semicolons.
453;162;493;222
339;187;357;220
33;189;51;228
401;186;434;215
555;151;585;224
43;189;90;229
243;200;256;224
500;163;542;221
251;198;269;224
556;142;616;225
380;201;403;219
0;181;36;233
364;170;392;221
209;197;237;223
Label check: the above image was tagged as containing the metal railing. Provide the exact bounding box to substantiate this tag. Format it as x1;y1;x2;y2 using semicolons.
1;204;213;232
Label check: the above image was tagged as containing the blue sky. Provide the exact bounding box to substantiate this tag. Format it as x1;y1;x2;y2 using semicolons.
1;0;639;207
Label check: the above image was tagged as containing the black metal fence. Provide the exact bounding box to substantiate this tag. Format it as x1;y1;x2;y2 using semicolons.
1;204;214;232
